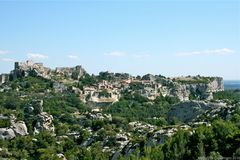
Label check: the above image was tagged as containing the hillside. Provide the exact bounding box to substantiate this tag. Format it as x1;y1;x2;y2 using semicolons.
0;61;239;160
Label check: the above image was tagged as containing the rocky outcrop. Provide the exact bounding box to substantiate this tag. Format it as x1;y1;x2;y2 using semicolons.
27;100;55;134
193;101;238;122
85;112;112;121
170;77;224;101
0;128;16;140
208;77;224;92
24;99;55;135
34;112;55;134
167;101;226;123
56;153;67;160
0;115;28;140
172;83;209;101
129;121;157;133
116;133;129;150
11;121;28;136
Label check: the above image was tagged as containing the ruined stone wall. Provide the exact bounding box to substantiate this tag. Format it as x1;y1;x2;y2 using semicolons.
10;60;51;80
55;65;86;80
0;74;9;84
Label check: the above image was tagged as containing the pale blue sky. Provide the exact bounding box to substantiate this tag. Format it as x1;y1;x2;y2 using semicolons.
0;0;239;80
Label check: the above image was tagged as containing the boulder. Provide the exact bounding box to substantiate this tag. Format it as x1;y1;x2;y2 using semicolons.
34;112;55;134
0;128;16;140
56;153;67;160
0;115;28;139
11;121;28;136
116;134;128;142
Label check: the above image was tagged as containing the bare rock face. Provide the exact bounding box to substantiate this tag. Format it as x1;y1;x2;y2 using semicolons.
34;112;55;134
11;121;28;136
167;101;225;123
0;115;28;140
207;77;224;92
171;77;224;101
173;84;210;101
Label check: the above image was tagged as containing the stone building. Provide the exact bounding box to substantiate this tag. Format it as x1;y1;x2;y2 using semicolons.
55;65;86;80
10;60;51;80
9;60;86;80
0;74;9;84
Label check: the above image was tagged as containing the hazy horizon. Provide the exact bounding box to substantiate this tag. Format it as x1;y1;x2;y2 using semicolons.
0;1;239;80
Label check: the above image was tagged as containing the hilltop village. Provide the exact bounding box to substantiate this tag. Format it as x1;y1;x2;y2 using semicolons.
1;60;223;105
0;61;239;160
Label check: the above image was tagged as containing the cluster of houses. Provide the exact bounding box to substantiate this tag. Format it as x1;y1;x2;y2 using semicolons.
81;80;120;105
79;76;171;106
0;60;175;105
0;60;224;106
